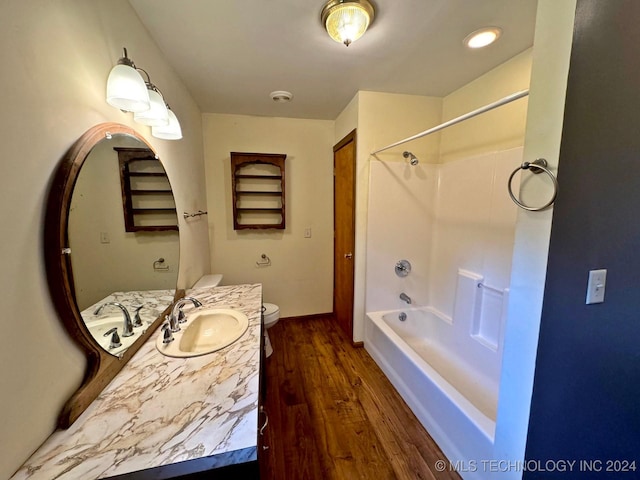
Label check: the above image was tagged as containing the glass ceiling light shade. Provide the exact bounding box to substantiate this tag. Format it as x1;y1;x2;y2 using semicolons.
321;0;375;47
152;107;182;140
106;48;150;112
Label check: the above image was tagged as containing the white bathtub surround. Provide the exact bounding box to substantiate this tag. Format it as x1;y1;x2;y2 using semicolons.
11;284;262;480
365;147;521;478
366;148;521;315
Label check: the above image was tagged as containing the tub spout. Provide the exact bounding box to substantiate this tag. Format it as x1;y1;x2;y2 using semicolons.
400;292;412;304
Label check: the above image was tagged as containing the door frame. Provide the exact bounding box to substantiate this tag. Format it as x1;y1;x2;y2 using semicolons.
333;129;357;342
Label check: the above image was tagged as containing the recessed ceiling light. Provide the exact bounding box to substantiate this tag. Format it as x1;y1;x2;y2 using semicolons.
464;27;502;49
270;90;293;103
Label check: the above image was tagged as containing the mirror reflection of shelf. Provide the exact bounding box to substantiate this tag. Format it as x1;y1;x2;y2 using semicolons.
115;147;178;232
231;152;286;230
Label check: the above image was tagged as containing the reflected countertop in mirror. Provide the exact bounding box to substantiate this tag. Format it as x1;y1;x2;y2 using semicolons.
81;289;176;357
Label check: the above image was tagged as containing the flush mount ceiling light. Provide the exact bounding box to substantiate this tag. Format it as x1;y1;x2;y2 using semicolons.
464;27;502;49
321;0;375;47
106;47;182;140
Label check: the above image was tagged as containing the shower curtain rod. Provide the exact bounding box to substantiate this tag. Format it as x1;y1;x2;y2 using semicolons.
371;89;530;155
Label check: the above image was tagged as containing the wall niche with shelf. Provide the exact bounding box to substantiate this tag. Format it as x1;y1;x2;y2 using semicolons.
115;147;178;232
231;152;286;230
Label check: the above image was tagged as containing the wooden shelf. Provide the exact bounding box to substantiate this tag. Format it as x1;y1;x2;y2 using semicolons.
235;190;282;196
128;172;168;177
235;174;283;179
115;147;178;232
236;208;283;212
132;208;178;214
231;152;286;230
130;189;173;195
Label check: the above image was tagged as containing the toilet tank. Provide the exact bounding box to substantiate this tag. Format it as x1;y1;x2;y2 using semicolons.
192;274;223;289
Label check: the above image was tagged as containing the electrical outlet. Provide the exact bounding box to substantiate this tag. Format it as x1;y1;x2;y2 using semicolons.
586;269;607;304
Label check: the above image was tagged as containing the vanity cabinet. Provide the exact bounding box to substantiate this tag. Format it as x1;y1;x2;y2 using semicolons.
115;147;178;232
231;152;286;230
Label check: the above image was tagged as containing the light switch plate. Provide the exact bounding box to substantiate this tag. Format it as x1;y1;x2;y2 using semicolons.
586;269;607;304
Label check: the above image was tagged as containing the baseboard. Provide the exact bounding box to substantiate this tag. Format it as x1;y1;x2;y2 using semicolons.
281;312;334;321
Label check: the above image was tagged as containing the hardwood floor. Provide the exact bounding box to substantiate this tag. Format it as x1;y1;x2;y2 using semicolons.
259;316;461;480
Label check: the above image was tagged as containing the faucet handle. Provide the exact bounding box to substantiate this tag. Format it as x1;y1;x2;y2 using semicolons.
168;311;181;333
177;308;186;324
133;305;144;327
162;318;175;344
104;327;122;349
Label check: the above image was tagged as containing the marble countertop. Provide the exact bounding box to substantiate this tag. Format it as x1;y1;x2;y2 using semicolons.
81;289;177;357
11;284;263;480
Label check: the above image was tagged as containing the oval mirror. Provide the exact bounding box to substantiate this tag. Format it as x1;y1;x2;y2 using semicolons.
44;123;182;427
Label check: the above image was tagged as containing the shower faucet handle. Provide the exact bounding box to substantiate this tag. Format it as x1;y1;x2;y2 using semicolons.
395;259;412;277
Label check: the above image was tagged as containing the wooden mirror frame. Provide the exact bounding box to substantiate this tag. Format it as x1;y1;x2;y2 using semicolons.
44;122;182;428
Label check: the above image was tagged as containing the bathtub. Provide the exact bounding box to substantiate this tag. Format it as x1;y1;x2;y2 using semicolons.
365;307;500;477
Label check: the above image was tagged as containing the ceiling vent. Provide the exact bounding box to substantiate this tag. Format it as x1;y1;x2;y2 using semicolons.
270;90;293;103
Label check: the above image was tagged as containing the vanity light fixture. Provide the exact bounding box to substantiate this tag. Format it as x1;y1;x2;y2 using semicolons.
464;27;502;49
106;48;182;140
106;48;150;112
321;0;375;47
151;105;183;140
133;69;170;127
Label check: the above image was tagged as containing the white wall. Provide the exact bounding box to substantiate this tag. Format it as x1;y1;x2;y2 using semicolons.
0;1;208;478
494;0;576;473
355;92;443;341
202;114;334;318
440;49;533;163
335;93;359;143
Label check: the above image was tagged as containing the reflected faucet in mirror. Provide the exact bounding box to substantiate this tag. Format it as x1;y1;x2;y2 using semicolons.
94;302;135;337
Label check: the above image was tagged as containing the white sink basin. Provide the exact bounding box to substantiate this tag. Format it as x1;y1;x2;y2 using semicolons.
156;308;249;358
86;317;140;356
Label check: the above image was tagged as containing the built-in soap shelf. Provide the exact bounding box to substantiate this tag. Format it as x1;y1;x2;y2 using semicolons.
454;269;508;352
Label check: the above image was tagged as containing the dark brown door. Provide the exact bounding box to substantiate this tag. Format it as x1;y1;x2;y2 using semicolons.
333;130;356;340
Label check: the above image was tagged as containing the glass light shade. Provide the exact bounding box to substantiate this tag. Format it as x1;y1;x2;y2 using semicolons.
106;64;151;112
152;109;182;140
134;89;170;126
325;4;371;46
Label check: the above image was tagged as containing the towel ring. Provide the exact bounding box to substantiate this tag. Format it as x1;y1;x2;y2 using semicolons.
508;158;558;212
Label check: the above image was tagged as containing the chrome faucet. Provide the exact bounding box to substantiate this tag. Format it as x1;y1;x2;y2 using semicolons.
94;302;134;337
399;292;412;304
169;297;203;332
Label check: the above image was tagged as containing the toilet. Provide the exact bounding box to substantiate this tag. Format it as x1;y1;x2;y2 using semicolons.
192;274;223;289
262;303;280;357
